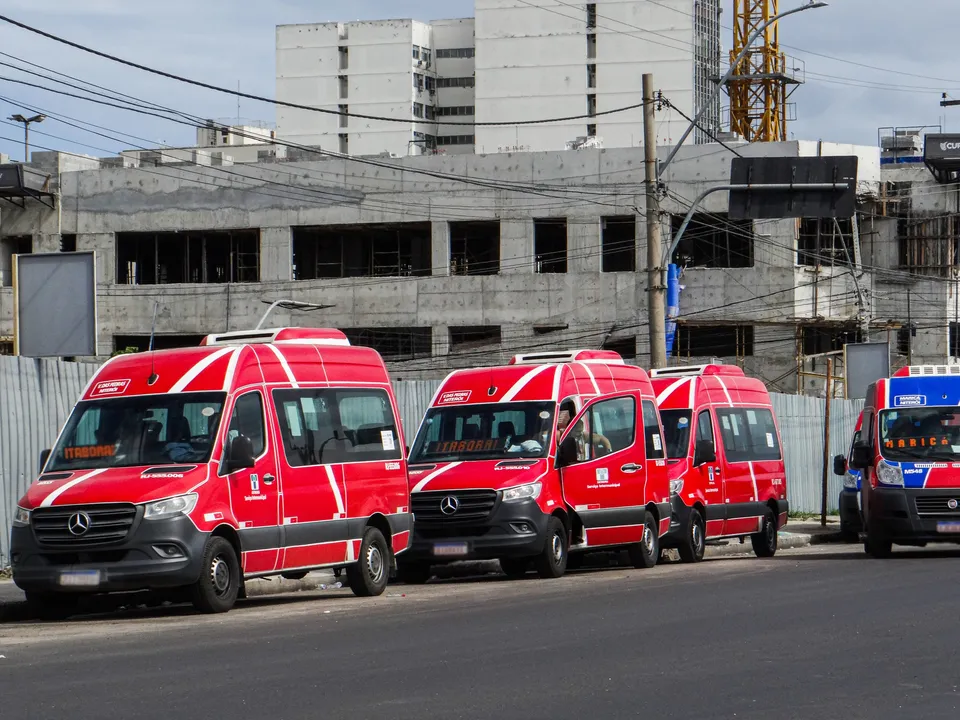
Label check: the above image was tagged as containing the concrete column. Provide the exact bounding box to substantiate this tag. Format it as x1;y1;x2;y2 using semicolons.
33;233;61;254
431;220;450;276
569;217;601;273
501;218;534;274
433;324;451;356
76;233;116;285
260;227;293;282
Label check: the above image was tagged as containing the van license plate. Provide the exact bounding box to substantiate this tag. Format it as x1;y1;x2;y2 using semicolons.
937;522;960;534
59;570;100;587
432;543;468;557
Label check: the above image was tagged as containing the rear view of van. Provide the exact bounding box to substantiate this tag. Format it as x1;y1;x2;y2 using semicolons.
651;365;788;562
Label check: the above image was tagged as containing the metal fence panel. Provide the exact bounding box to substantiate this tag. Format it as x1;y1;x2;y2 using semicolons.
394;380;442;448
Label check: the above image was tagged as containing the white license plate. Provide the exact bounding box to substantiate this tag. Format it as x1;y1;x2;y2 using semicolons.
59;570;101;587
432;542;468;557
937;522;960;534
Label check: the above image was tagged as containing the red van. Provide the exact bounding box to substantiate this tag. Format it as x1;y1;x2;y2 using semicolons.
10;327;412;616
650;365;788;562
401;350;671;582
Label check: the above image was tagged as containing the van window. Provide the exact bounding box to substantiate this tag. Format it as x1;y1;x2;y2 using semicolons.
696;410;714;446
589;396;636;455
715;408;781;462
274;388;402;466
641;400;664;459
228;392;266;457
410;401;555;462
47;392;226;471
661;409;692;459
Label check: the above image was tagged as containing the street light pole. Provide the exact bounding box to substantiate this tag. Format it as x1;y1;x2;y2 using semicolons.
7;113;45;162
658;1;828;179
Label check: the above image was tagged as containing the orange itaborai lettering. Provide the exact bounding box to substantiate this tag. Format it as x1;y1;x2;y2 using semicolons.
64;445;116;460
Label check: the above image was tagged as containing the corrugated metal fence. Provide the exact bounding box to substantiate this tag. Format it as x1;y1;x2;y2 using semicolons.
0;360;860;565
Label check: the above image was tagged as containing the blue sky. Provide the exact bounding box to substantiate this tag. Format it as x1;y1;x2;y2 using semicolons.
0;0;955;162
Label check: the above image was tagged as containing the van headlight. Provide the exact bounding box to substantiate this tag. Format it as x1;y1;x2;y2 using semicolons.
670;479;684;495
13;507;30;527
843;473;859;490
502;482;542;502
143;493;198;520
876;462;904;487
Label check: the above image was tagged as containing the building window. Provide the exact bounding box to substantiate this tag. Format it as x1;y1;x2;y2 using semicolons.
587;94;597;118
425;105;437;121
338;104;348;128
422;48;432;67
800;325;862;356
450;220;500;275
0;337;13;355
413;131;437;151
339;133;348;154
60;234;77;252
587;63;597;89
413;45;421;60
534;218;567;273
292;222;432;279
338;46;348;71
116;230;260;285
338;75;348;99
601;216;636;272
798;217;855;267
896;326;914;357
413;102;425;119
951;322;960;357
425;75;436;92
670;213;754;268
602;336;636;360
436;76;475;89
587;123;597;137
414;73;425;92
0;235;32;288
437;105;475;117
342;328;432;361
437;135;475;146
587;33;596;59
113;334;206;353
674;325;754;358
450;326;502;350
436;48;475;59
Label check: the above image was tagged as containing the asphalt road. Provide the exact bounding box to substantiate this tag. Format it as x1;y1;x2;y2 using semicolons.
2;544;960;720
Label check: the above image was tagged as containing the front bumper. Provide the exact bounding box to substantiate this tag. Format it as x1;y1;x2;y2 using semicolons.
11;512;209;594
865;486;960;544
839;489;862;533
406;497;551;562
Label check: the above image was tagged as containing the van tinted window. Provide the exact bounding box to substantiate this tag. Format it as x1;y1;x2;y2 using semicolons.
590;396;636;455
641;400;664;459
715;408;781;462
228;392;266;456
274;388;402;466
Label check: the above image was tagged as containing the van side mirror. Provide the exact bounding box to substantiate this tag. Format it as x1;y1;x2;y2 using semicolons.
833;454;847;477
849;443;872;471
39;448;51;473
694;440;716;466
556;435;578;468
226;435;256;473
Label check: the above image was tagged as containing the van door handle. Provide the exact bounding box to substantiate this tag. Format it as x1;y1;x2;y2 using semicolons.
263;474;275;485
621;463;642;473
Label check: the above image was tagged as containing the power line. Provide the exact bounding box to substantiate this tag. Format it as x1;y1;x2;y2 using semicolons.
0;13;652;127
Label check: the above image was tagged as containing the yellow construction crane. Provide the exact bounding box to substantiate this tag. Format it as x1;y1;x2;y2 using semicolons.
727;0;800;142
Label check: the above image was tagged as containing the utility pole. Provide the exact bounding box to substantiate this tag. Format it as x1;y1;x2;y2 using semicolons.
643;73;667;369
7;113;45;163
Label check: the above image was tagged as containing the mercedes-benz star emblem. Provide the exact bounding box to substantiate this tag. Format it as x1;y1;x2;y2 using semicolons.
949;499;959;510
440;496;459;515
68;512;91;536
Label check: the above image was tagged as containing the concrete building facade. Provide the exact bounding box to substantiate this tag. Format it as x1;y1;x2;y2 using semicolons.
3;138;950;395
275;0;720;157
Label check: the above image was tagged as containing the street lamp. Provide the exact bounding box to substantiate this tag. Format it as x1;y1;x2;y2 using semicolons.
7;113;45;163
658;1;828;177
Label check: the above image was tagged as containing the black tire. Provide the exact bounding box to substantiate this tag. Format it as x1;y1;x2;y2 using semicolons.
25;592;79;621
677;509;706;564
751;508;778;558
281;570;308;581
347;527;390;597
627;512;660;569
499;557;530;578
396;560;432;585
865;526;893;559
190;536;241;614
534;517;569;579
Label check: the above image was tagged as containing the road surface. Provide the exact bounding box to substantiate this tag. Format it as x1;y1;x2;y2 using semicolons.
1;544;959;719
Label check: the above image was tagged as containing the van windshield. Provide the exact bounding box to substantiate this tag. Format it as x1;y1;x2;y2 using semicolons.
879;407;960;462
660;409;692;460
46;392;226;471
410;402;556;462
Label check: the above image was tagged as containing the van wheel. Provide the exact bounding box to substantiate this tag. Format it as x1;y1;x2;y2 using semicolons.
534;517;568;579
396;560;432;585
281;571;308;581
751;508;778;558
347;527;390;597
190;536;240;614
25;592;79;621
865;526;893;558
678;510;706;563
627;512;660;569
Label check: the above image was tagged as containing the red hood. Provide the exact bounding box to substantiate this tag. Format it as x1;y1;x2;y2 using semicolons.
19;465;209;509
409;459;551;493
